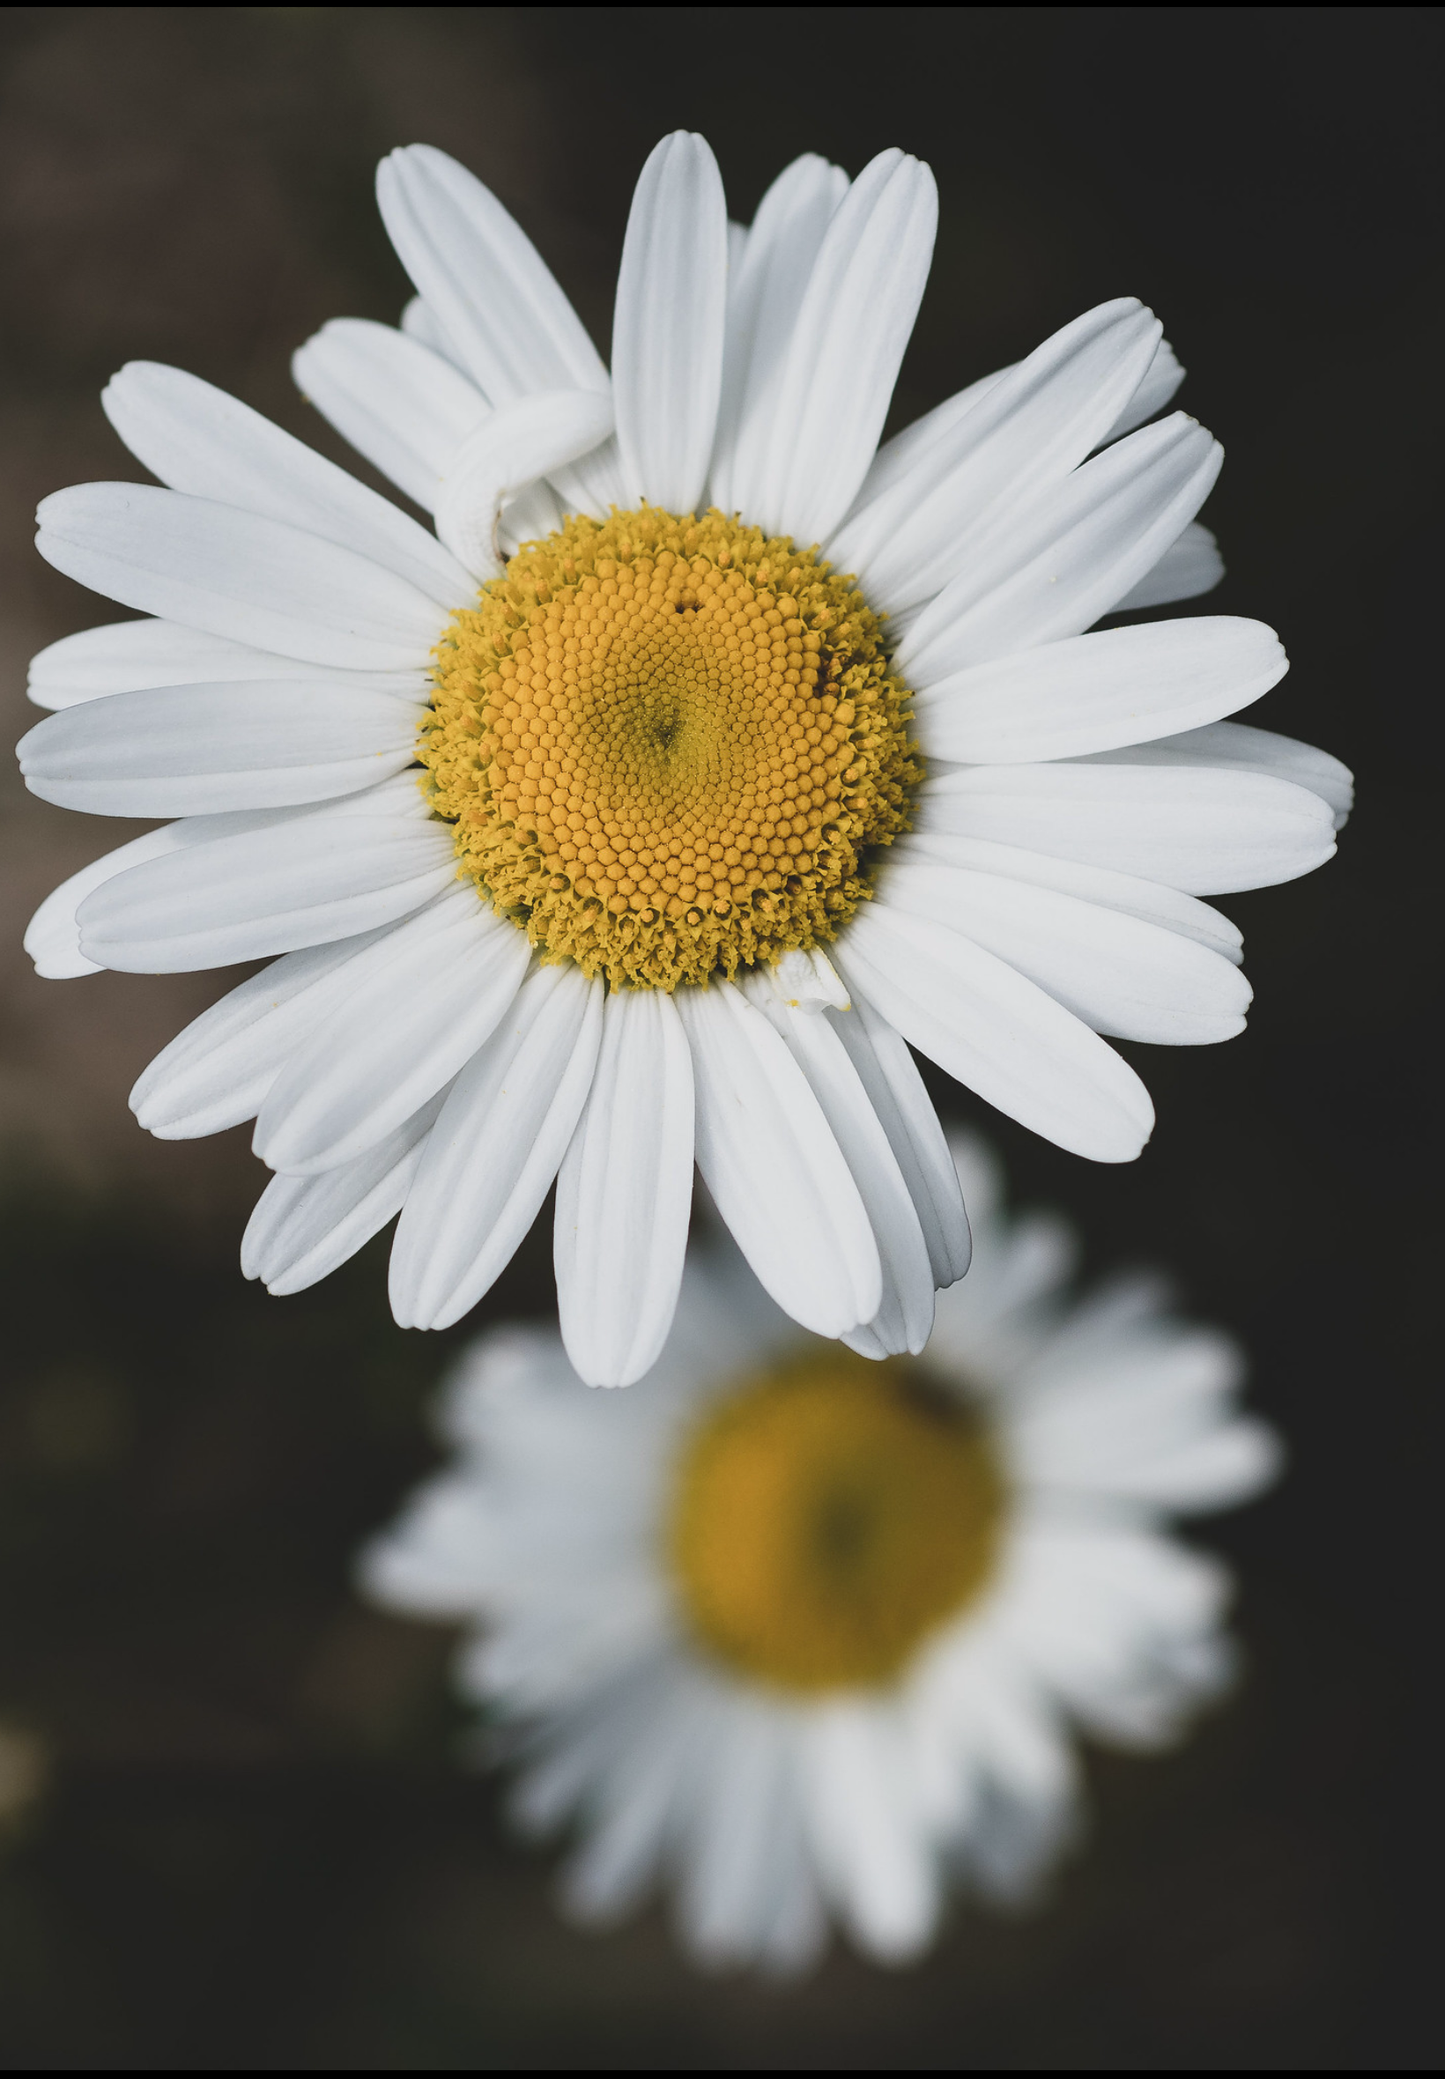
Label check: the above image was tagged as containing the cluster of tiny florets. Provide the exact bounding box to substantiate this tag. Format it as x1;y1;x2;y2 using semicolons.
420;506;920;990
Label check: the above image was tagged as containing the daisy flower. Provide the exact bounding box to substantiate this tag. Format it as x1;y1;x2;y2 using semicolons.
362;1137;1280;1973
18;133;1350;1384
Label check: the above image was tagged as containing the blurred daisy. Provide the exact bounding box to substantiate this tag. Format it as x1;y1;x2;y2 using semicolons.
362;1139;1279;1972
18;132;1350;1382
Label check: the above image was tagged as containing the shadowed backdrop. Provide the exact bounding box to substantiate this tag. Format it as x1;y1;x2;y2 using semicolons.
0;6;1438;2067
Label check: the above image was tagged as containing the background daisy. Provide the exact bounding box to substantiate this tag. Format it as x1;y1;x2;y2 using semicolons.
16;127;1348;1383
364;1138;1280;1973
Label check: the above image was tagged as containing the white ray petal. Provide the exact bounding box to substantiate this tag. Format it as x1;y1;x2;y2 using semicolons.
1081;720;1354;827
838;368;1007;528
612;132;728;515
837;330;1183;547
830;299;1162;614
758;150;938;545
131;920;401;1138
435;390;613;580
554;987;695;1390
876;857;1252;1045
825;996;971;1288
376;145;608;405
102;361;472;608
912;616;1286;764
800;1706;938;1963
1110;520;1222;612
389;963;605;1331
26;616;427;712
37;484;445;671
897;413;1222;680
253;887;531;1174
293;317;490;512
914;762;1338;894
24;807;295;980
835;904;1155;1162
1104;335;1185;440
674;980;880;1337
893;832;1244;964
400;293;469;372
242;1089;447;1295
18;681;427;816
710;153;847;518
76;808;456;971
739;975;934;1357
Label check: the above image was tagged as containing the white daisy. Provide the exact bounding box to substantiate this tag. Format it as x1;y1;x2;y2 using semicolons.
18;133;1351;1385
362;1136;1280;1973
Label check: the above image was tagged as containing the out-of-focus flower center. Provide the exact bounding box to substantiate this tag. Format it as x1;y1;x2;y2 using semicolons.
422;508;919;991
667;1352;1005;1693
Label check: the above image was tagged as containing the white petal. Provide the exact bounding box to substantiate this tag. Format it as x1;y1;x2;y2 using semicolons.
897;413;1223;680
675;1695;798;1966
37;484;445;671
674;980;880;1337
826;996;971;1287
837;368;1006;529
242;1091;446;1295
24;808;287;980
389;963;605;1330
739;975;934;1357
77;807;457;971
400;293;468;371
759;150;938;545
611;132;728;514
913;615;1287;764
376;145;609;405
801;1706;938;1963
27;618;427;712
710;153;847;518
915;761;1337;894
835;904;1154;1161
875;857;1251;1044
254;886;531;1173
101;362;472;609
1081;1418;1283;1511
434;390;613;580
830;299;1162;615
292;317;489;512
1110;520;1222;612
752;945;850;1013
1104;335;1185;440
1086;720;1354;827
554;988;695;1389
895;832;1244;965
130;920;401;1138
19;680;427;816
496;473;568;558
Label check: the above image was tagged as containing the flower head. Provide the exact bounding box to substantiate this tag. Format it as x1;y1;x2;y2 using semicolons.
364;1138;1280;1972
18;133;1351;1381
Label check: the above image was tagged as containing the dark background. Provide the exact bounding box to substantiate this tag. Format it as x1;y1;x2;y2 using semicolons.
0;6;1439;2067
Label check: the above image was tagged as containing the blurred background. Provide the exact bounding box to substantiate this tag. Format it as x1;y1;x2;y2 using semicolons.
0;6;1438;2066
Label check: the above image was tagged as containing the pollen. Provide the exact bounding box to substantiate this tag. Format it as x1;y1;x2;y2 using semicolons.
667;1351;1006;1695
421;506;920;990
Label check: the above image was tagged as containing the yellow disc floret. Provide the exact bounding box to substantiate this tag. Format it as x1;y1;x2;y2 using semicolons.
422;507;920;991
667;1351;1006;1695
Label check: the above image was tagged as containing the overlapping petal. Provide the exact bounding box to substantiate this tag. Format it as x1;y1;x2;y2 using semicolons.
554;986;696;1390
38;484;446;671
19;679;428;816
612;131;728;514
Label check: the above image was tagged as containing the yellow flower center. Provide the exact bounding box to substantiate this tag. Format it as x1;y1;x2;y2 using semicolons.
667;1351;1006;1695
422;507;920;990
